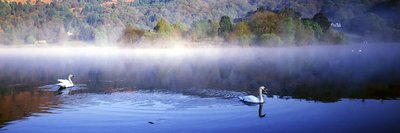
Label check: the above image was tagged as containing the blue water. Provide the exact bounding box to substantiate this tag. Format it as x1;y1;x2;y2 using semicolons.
1;45;400;132
1;91;399;133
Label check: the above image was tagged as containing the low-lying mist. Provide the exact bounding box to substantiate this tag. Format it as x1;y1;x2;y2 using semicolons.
0;43;399;102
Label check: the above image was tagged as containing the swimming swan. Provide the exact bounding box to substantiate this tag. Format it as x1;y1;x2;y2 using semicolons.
239;86;267;103
57;74;74;88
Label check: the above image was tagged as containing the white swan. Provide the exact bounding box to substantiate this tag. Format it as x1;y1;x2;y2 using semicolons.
239;86;267;103
57;74;74;88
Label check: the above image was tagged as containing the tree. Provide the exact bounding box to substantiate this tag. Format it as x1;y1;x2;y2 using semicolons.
173;21;188;38
119;24;144;45
233;22;252;46
260;33;281;46
153;18;173;38
302;19;323;39
94;26;107;44
279;18;295;44
1;21;14;33
154;18;172;33
0;1;11;19
218;16;233;40
25;35;36;44
312;12;330;33
191;20;212;41
247;11;280;38
79;25;95;41
294;23;316;46
54;24;68;43
0;0;356;45
173;21;188;33
209;20;219;38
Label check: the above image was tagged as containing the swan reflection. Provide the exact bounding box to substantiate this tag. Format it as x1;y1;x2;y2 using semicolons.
258;103;266;118
240;101;266;118
39;84;87;95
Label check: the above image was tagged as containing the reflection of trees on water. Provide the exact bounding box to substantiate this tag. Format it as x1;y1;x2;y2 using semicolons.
0;89;60;128
88;69;103;91
0;46;399;102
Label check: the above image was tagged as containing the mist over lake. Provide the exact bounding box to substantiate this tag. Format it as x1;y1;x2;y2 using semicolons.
0;43;399;132
1;43;399;101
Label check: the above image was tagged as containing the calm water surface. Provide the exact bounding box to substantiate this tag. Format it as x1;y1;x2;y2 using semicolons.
2;91;400;133
0;44;400;132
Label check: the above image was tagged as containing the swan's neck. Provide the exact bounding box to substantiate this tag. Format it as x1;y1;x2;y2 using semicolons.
259;88;264;103
68;76;73;85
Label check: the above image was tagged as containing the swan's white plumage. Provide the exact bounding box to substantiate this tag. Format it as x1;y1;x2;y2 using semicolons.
239;95;263;103
239;86;266;103
57;79;70;84
57;75;74;88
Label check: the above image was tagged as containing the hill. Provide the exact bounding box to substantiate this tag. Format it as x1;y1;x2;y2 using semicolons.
0;0;398;45
4;0;51;4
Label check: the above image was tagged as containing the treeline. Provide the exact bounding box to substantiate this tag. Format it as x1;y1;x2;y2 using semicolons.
0;0;397;45
121;7;345;46
0;0;125;44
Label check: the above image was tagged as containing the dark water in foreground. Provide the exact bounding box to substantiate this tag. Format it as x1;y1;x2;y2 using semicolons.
0;44;400;132
2;91;400;133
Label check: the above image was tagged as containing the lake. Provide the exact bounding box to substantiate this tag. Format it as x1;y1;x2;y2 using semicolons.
0;44;400;132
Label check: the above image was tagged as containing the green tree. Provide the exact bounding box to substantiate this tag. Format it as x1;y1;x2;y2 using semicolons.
154;18;173;38
173;21;188;33
233;22;252;46
191;20;212;41
1;21;14;33
0;1;11;19
154;18;172;33
25;35;36;44
173;21;188;38
279;18;295;45
302;19;323;39
218;16;233;40
209;20;219;38
260;33;281;46
312;12;330;33
247;11;280;38
94;26;107;44
294;23;316;46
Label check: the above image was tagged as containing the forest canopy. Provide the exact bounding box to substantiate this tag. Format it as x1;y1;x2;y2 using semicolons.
0;0;398;46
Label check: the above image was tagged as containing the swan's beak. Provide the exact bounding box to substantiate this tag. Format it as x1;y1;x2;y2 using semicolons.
263;88;268;94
